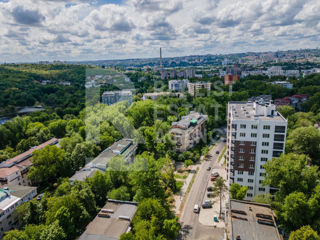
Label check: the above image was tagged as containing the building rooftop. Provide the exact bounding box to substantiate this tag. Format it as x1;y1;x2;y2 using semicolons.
0;138;59;180
229;200;281;240
228;100;286;122
70;139;137;182
171;111;208;130
102;90;132;97
80;199;138;240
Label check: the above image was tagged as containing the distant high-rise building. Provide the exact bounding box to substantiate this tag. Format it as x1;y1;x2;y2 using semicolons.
187;82;211;96
169;79;189;92
186;67;195;78
226;99;287;199
160;47;163;70
224;65;241;85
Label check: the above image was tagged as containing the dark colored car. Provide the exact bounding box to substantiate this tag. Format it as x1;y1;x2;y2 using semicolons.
207;186;214;192
216;151;220;154
202;202;213;209
207;167;211;171
223;139;227;142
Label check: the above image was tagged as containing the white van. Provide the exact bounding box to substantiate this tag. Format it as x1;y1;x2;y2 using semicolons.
194;204;200;213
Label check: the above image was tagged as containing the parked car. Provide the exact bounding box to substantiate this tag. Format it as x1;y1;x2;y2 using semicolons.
194;204;200;213
223;139;227;142
207;186;214;192
37;193;44;201
202;201;213;208
211;176;216;181
207;166;211;171
211;172;219;177
213;216;219;222
216;151;220;154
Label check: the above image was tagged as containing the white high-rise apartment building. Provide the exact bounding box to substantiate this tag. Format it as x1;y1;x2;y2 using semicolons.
169;79;189;92
226;99;287;199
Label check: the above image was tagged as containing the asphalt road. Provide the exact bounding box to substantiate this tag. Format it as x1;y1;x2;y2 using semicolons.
178;139;226;240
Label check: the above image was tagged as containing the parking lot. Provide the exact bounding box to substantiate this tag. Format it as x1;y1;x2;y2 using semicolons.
198;151;229;228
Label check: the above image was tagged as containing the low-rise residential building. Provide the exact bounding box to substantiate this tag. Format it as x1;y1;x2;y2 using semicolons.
102;90;132;105
0;185;37;238
170;112;208;152
274;94;309;110
80;199;138;240
142;92;184;100
0;138;59;186
70;139;137;184
187;82;211;96
168;79;189;92
224;74;241;85
271;81;293;89
267;66;284;77
227;199;281;240
227;99;287;198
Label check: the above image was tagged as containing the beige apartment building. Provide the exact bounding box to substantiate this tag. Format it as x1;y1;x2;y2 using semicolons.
170;112;208;152
187;82;211;96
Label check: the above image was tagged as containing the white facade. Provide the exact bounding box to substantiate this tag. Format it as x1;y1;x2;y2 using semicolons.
168;79;189;92
272;81;293;89
227;100;287;199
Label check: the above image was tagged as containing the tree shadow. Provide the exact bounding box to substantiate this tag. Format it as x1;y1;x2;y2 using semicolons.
177;223;193;240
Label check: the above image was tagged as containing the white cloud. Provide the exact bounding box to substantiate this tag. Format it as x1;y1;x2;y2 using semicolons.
0;0;319;62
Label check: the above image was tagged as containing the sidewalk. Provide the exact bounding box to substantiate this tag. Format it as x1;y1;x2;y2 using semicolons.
174;163;199;215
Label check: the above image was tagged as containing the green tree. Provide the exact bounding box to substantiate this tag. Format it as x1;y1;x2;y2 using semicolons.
88;171;112;206
286;127;320;165
289;225;320;240
184;160;193;167
66;119;84;135
264;154;319;200
229;183;248;200
3;230;28;240
252;194;272;204
281;192;311;231
277;105;295;119
162;217;180;239
28;145;66;186
48;119;67;138
212;177;228;218
108;186;131;201
40;221;66;240
54;206;75;239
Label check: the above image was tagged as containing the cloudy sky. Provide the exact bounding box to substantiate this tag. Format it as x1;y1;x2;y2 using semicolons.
0;0;319;62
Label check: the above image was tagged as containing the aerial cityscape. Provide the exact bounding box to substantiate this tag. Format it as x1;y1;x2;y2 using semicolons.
0;0;320;240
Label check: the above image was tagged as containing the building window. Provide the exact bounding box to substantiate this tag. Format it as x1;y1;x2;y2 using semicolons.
262;142;269;146
260;165;264;169
261;157;268;162
238;163;244;168
240;133;246;137
239;141;245;145
251;141;256;146
251;133;257;138
261;150;268;154
240;124;246;129
249;171;254;175
250;149;256;154
247;193;253;197
274;134;285;141
237;178;243;182
263;125;271;130
273;142;284;150
259;188;265;192
273;151;282;157
260;173;265;177
259;180;263;184
262;134;270;138
248;186;253;190
250;156;255;161
232;124;237;129
275;126;286;133
249;164;254;169
248;179;254;183
239;156;244;160
239;148;244;153
238;171;243;175
251;125;258;129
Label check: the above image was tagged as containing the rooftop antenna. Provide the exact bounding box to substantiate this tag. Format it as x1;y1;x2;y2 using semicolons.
160;47;163;71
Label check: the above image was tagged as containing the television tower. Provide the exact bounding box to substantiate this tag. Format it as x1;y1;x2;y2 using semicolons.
160;47;163;71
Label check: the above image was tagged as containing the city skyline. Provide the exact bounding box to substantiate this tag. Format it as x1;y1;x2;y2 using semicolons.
1;0;320;62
